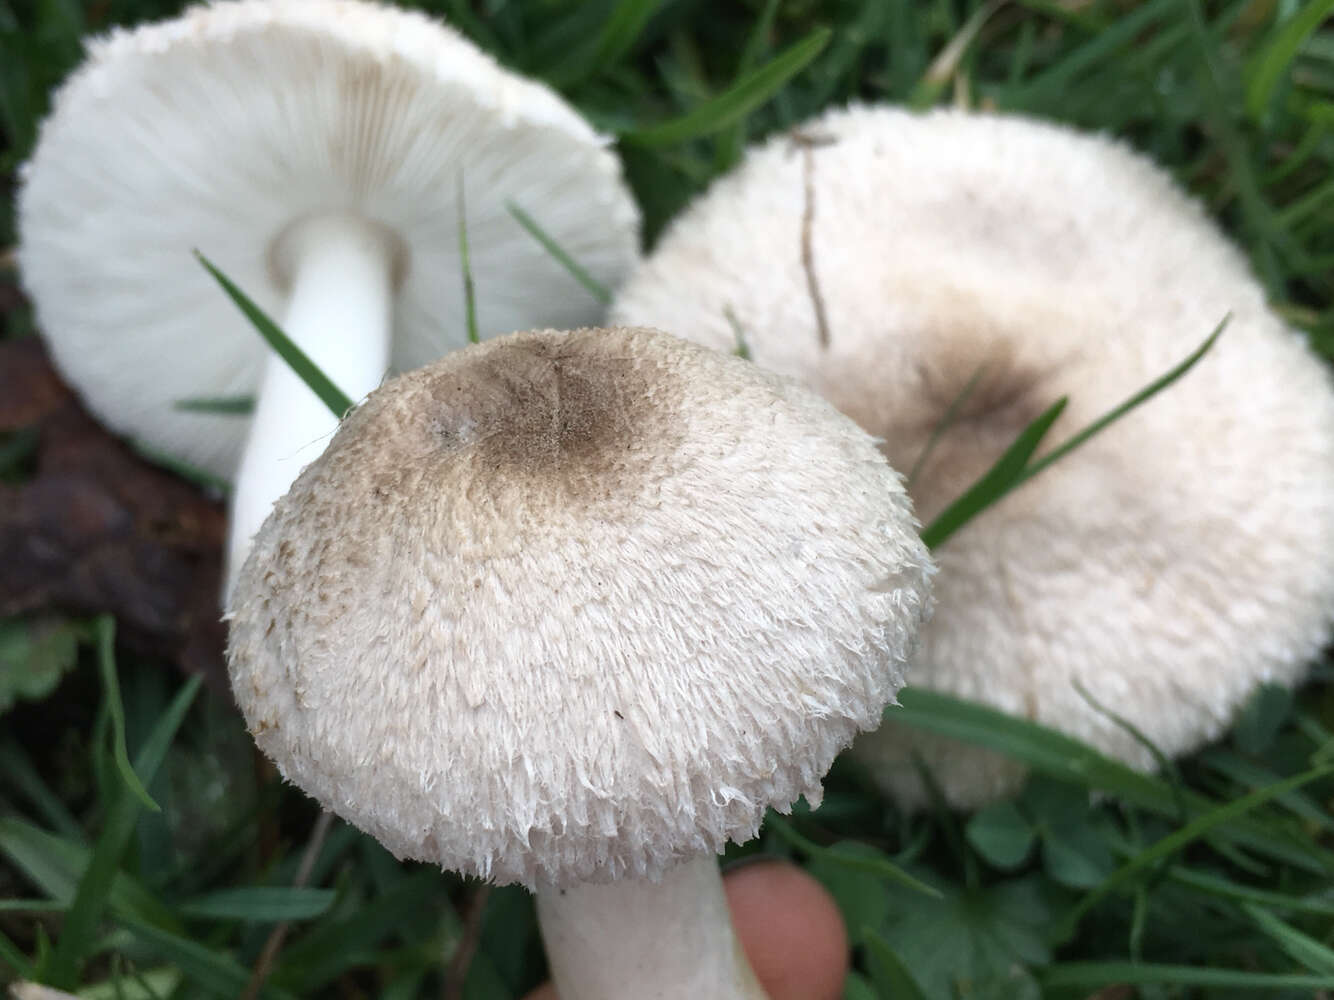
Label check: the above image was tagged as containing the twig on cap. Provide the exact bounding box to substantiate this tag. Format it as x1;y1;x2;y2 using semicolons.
790;130;836;351
240;810;335;1000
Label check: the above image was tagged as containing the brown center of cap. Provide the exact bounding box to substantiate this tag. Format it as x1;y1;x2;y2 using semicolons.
335;329;687;522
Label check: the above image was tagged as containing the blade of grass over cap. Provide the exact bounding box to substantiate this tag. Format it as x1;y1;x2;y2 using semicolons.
623;27;831;147
507;201;611;305
922;320;1224;549
131;443;233;495
174;395;256;415
920;397;1066;549
456;175;478;346
1021;318;1226;482
907;363;987;487
195;252;353;418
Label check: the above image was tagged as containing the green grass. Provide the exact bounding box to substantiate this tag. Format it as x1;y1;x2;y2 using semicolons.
3;0;1334;998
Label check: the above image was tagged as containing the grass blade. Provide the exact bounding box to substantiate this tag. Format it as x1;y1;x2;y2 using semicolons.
0;740;84;842
1166;867;1334;917
118;917;295;1000
1020;319;1226;482
624;28;831;147
890;689;1334;873
919;397;1067;549
45;676;201;989
765;815;942;899
0;928;34;979
94;618;157;813
908;0;1004;109
715;0;782;163
922;320;1224;550
274;871;440;990
906;364;986;487
545;0;662;88
195;252;353;418
1062;764;1334;931
1243;903;1334;974
457;175;478;345
1009;0;1176;104
177;888;335;924
506;201;611;305
863;927;930;999
1042;962;1334;990
1246;0;1334;120
79;967;180;1000
0;820;174;929
173;396;255;415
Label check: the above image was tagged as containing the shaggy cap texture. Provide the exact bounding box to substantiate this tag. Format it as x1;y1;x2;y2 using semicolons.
19;0;639;480
227;326;934;887
611;105;1334;810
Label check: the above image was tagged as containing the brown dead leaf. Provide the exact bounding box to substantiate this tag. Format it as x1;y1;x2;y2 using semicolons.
0;338;229;691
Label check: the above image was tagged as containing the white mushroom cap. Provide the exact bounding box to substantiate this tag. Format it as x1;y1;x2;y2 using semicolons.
226;326;934;887
18;0;639;482
610;105;1334;809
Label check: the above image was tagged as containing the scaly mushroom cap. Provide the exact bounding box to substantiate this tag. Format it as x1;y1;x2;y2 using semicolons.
227;326;934;886
19;0;639;480
611;105;1334;809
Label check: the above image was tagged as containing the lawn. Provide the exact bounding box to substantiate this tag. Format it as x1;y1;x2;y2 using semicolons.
2;0;1333;998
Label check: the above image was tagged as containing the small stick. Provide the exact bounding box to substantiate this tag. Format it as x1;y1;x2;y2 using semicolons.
240;810;335;1000
790;130;836;351
441;885;491;1000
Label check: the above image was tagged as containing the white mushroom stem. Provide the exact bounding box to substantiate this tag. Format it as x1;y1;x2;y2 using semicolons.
536;854;767;1000
225;212;397;598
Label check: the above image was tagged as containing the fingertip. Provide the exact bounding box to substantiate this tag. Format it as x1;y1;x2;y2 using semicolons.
724;859;849;1000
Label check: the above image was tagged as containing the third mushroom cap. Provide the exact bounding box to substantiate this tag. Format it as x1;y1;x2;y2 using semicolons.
611;104;1334;809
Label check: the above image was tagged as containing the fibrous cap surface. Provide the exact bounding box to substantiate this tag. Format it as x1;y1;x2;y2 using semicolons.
227;326;934;886
19;0;639;479
611;105;1334;808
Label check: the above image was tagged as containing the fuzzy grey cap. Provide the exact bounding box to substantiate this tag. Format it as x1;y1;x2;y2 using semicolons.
611;105;1334;809
227;326;934;887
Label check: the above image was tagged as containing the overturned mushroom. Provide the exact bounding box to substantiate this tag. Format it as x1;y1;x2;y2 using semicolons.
227;326;934;997
18;0;639;597
611;104;1334;809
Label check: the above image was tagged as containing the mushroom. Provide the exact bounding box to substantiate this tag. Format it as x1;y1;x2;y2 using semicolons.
610;104;1334;809
17;0;639;598
226;326;934;997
